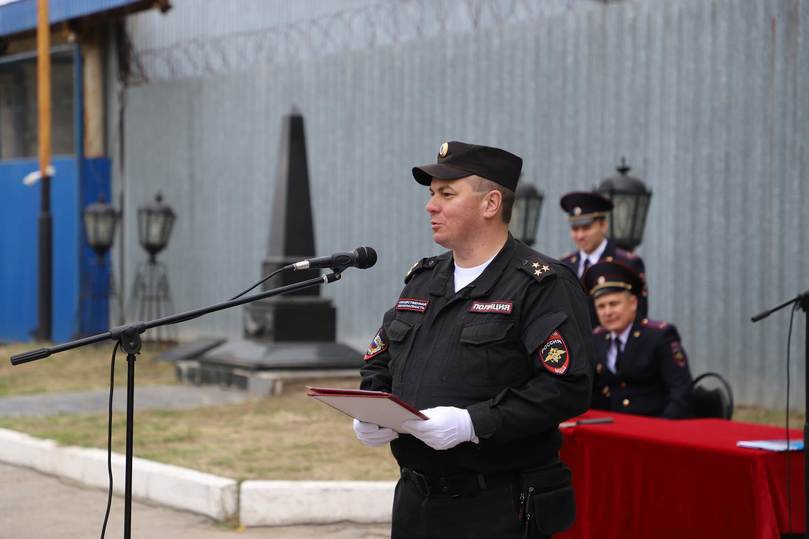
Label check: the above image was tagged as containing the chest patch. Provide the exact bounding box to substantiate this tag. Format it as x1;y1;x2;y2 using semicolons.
468;301;513;314
396;298;430;312
539;331;570;375
363;328;387;361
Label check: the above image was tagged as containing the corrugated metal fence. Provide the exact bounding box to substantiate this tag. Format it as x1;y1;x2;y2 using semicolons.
116;0;808;407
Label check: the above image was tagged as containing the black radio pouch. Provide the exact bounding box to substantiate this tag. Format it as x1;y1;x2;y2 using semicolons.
518;460;576;537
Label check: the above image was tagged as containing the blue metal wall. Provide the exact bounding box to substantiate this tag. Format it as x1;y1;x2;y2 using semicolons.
0;156;110;342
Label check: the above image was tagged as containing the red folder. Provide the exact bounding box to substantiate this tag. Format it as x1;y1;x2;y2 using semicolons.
307;386;427;432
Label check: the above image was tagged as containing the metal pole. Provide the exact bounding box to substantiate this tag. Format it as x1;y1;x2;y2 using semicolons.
803;299;808;534
36;0;53;341
124;352;136;539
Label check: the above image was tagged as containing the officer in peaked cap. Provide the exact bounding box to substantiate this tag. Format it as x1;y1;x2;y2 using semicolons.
355;140;593;538
583;260;692;419
559;191;649;323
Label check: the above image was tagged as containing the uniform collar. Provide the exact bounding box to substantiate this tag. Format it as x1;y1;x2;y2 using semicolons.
430;235;515;298
579;237;608;267
609;324;633;348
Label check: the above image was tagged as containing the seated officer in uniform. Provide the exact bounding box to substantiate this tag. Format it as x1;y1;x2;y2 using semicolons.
355;141;593;538
559;191;648;322
583;260;692;419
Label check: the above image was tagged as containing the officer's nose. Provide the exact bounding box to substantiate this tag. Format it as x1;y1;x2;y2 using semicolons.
426;196;439;215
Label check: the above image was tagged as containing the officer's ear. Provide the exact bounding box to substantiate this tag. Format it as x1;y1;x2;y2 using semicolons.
597;217;609;235
481;189;502;220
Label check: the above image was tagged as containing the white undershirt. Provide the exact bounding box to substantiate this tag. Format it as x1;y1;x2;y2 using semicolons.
454;253;497;293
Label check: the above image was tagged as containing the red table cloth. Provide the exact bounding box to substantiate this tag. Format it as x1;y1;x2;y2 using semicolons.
558;410;805;539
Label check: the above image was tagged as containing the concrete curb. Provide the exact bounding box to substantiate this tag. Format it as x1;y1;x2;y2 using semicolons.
0;427;394;526
240;480;395;526
0;428;238;521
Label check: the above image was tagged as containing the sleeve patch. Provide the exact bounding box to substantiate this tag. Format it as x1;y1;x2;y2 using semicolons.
363;328;387;361
670;341;687;367
539;330;570;375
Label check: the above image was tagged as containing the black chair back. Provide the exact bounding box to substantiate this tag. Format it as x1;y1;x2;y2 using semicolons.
690;372;734;419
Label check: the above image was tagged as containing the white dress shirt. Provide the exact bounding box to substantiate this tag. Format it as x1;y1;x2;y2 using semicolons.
578;238;608;277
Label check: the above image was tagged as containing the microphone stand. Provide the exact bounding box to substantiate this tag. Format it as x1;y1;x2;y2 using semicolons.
9;271;343;539
751;288;809;534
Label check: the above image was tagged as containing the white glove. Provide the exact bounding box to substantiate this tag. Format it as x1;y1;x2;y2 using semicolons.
353;419;399;447
401;406;477;450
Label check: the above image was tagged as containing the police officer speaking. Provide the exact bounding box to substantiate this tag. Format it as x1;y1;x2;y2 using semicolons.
355;141;593;538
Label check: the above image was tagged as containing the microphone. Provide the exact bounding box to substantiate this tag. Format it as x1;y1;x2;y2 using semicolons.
291;246;377;271
228;247;376;301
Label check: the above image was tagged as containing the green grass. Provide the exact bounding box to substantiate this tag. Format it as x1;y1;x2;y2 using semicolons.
733;405;804;429
0;374;400;481
0;342;176;397
0;341;802;480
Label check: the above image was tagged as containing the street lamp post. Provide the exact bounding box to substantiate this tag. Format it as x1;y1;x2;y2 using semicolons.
82;194;119;334
131;192;176;341
84;194;119;258
509;183;544;247
596;158;653;252
137;191;176;262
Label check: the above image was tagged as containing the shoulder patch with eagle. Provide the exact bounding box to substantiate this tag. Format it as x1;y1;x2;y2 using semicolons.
539;330;570;375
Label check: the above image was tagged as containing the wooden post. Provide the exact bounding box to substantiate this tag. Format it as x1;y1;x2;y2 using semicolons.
36;0;52;341
37;0;51;172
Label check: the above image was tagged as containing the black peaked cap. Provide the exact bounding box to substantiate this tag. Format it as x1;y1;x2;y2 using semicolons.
582;260;644;299
412;141;522;191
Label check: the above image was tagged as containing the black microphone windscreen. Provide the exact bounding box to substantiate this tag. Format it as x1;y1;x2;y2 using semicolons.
354;246;377;269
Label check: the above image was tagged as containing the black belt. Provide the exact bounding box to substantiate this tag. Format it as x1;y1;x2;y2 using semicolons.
400;467;517;498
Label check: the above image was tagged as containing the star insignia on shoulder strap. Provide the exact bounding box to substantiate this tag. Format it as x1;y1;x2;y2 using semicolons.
521;259;555;283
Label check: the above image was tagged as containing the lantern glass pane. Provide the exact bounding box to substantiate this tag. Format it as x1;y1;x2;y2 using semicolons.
84;209;117;250
610;193;638;243
138;210;148;245
147;214;166;246
83;213;97;246
529;197;541;233
509;199;527;242
164;214;175;244
632;193;651;243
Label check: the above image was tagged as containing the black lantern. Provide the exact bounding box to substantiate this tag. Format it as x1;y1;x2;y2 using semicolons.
596;158;652;251
509;183;544;247
137;191;176;261
83;194;119;258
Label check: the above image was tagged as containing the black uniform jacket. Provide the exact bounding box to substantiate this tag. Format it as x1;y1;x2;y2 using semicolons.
561;238;649;322
590;318;693;419
360;237;593;475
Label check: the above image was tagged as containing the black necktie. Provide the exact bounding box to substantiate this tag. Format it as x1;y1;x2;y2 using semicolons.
582;257;591;277
612;337;624;372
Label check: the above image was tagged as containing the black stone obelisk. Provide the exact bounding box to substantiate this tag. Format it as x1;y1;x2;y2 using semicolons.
168;111;361;383
244;111;336;341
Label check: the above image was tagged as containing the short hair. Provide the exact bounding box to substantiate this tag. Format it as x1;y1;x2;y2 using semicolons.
473;177;515;224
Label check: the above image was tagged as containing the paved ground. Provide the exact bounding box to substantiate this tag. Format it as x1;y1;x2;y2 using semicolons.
0;385;249;417
0;462;391;539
